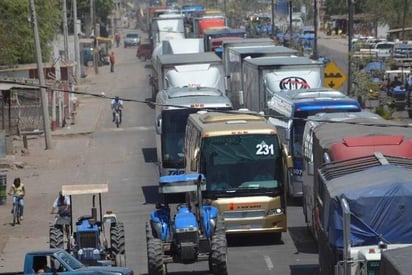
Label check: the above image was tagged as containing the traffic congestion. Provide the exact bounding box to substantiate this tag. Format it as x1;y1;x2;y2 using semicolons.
1;1;412;275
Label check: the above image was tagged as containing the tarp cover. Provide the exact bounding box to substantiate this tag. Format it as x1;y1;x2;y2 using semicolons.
323;165;412;248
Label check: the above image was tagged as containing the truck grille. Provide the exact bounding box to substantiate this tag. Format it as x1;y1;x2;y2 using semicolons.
223;210;266;219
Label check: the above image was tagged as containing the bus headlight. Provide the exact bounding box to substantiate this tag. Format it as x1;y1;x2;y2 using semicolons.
93;249;100;255
267;208;283;216
78;249;83;255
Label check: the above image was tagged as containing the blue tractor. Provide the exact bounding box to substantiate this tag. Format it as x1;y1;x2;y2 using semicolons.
49;184;126;267
146;174;228;275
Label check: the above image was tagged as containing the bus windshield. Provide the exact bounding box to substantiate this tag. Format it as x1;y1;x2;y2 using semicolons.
161;109;194;168
200;134;282;197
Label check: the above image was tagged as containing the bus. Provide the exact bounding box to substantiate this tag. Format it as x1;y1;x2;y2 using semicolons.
266;88;362;198
155;87;232;176
184;110;292;240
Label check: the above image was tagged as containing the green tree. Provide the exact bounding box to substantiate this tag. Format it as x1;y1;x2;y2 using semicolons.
0;0;60;66
68;0;114;36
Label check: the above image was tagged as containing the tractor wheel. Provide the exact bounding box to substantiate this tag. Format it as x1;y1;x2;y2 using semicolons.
115;254;126;267
110;222;126;255
49;225;64;249
147;237;165;275
209;233;228;275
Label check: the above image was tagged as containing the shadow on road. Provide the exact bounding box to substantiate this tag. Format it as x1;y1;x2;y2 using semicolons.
141;185;161;204
227;233;283;247
142;147;157;163
288;226;318;254
290;264;320;275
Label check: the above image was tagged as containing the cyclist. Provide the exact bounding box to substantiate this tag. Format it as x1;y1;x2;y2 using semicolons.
50;191;71;217
8;177;25;220
111;96;123;123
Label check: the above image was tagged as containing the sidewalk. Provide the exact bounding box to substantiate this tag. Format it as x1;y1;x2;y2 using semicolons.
51;69;108;137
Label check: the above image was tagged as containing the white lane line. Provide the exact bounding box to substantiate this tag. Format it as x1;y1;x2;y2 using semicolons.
264;255;274;270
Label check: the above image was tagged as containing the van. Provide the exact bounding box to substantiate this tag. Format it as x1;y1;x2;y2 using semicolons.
136;44;152;61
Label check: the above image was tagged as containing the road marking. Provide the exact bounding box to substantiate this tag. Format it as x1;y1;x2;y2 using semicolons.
264;255;274;270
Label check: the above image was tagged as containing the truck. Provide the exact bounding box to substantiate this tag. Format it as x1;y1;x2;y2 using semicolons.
1;248;132;274
184;110;292;240
224;45;298;108
150;13;186;49
380;245;412;275
203;27;246;52
240;56;324;112
146;174;228;274
49;184;126;267
191;14;226;38
317;154;412;275
155;87;232;176
264;89;362;198
150;52;223;100
304;118;412;241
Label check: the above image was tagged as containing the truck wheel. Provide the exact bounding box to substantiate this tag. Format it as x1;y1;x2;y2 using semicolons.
147;237;165;275
49;225;64;249
209;233;228;275
273;232;282;243
110;222;126;255
115;254;126;267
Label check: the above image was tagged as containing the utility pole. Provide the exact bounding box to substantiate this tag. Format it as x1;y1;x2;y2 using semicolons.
62;0;69;61
91;0;99;74
29;0;52;149
347;0;354;96
271;0;275;41
289;0;293;47
313;0;318;59
73;0;80;81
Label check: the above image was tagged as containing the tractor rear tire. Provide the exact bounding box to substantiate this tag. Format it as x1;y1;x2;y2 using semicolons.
49;226;64;249
110;222;126;255
147;237;165;275
209;233;228;275
115;254;126;267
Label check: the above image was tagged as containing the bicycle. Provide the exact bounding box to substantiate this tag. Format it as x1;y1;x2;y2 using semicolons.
114;108;121;128
11;195;23;226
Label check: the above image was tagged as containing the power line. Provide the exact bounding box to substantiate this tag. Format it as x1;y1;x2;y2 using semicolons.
1;79;411;128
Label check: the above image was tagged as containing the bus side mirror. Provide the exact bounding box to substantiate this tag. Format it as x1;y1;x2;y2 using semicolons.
282;147;293;168
191;148;200;172
238;90;244;106
155;117;162;135
308;161;314;175
286;155;293;168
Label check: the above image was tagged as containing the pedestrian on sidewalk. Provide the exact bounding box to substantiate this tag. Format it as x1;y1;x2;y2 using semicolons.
109;51;115;73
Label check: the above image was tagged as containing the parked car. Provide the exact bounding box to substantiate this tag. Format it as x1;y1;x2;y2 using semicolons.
136;44;152;61
124;32;140;48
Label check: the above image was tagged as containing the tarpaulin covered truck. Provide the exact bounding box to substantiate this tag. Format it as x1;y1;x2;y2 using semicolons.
304;118;412;242
317;154;412;275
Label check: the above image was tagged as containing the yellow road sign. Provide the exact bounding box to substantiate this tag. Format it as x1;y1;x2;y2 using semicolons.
324;61;347;89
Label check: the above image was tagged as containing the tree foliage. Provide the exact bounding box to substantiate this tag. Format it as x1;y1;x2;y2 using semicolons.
0;0;61;66
325;0;412;29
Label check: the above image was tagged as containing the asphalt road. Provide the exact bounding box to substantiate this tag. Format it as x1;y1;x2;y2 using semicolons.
0;31;373;275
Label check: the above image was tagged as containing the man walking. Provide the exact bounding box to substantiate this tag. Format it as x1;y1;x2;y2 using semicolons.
109;51;115;73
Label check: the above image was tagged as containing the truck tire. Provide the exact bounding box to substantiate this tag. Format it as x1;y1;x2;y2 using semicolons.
209;233;228;275
49;226;64;249
110;222;126;255
147;237;165;275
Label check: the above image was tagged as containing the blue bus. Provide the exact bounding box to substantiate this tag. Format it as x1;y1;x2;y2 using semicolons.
266;88;362;198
